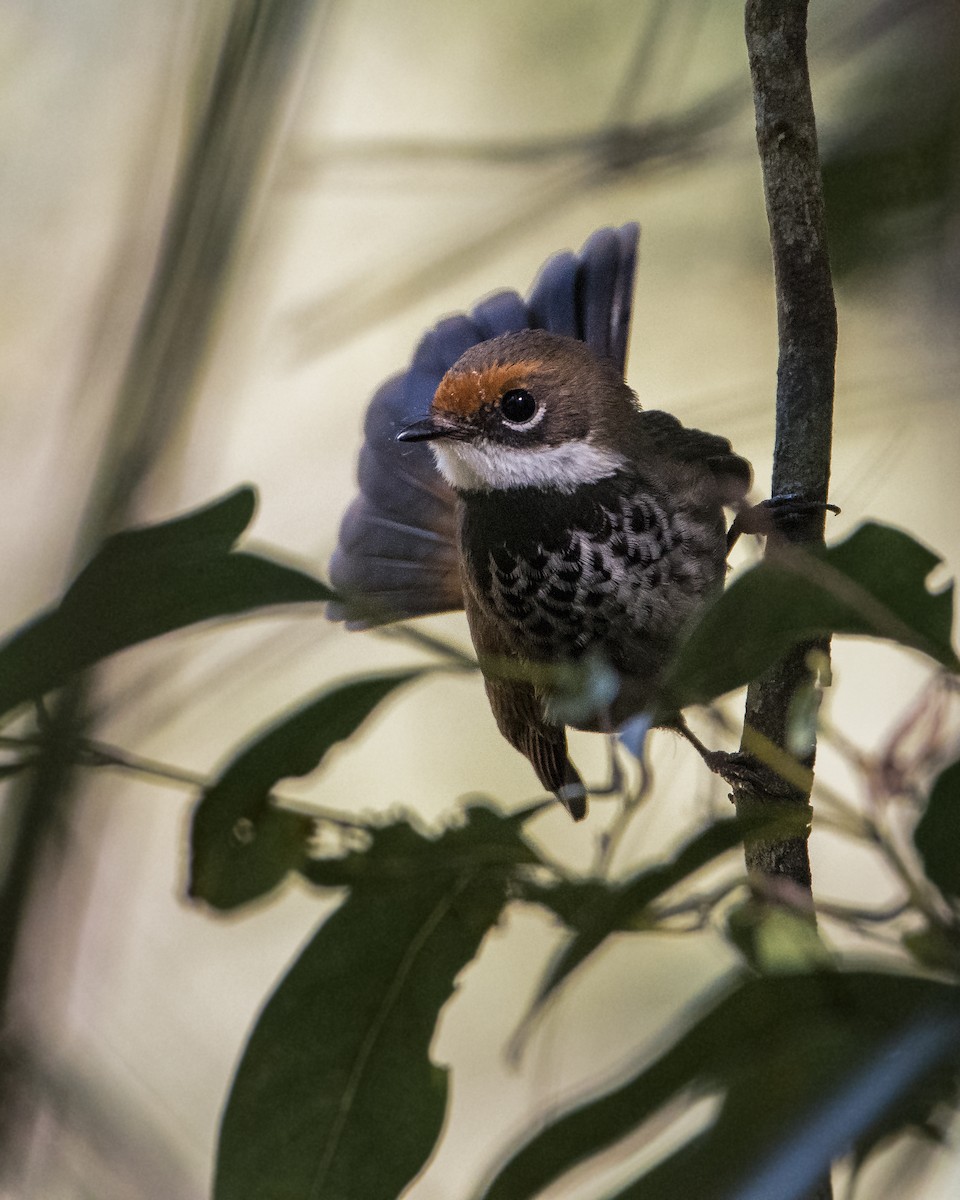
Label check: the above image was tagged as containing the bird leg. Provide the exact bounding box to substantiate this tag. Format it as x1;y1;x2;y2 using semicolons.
585;732;627;797
672;715;768;795
727;494;840;554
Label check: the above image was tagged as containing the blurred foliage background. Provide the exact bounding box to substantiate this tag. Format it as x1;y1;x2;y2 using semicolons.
0;0;958;1196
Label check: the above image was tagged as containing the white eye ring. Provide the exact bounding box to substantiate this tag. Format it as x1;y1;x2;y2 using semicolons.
500;388;544;429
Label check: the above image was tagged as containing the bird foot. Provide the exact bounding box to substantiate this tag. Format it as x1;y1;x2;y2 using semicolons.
674;719;772;797
699;749;767;795
727;494;840;552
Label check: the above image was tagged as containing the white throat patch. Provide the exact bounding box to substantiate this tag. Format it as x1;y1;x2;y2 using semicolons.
431;439;626;494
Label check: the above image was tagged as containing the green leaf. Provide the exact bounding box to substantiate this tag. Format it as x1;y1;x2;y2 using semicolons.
478;972;960;1200
661;523;959;713
301;802;542;891
215;807;530;1200
914;757;960;900
726;899;835;975
517;878;613;929
0;487;333;721
903;924;960;975
189;672;420;910
528;816;770;1014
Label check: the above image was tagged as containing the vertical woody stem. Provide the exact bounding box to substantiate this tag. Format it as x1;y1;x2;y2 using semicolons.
738;7;837;903
740;12;836;1196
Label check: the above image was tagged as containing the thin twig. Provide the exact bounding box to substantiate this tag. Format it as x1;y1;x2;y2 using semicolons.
815;898;911;926
592;756;651;878
651;878;749;930
0;732;370;831
373;622;478;671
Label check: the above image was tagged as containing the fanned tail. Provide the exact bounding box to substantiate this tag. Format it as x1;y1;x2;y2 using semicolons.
328;223;641;627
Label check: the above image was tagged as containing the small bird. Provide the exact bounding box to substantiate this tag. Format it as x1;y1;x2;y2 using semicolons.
329;226;751;819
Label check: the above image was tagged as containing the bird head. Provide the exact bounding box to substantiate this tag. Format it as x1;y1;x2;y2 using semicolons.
396;330;640;494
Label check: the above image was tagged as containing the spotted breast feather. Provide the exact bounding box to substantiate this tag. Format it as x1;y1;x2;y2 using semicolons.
458;467;729;729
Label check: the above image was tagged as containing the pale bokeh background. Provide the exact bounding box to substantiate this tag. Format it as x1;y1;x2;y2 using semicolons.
2;1;959;1196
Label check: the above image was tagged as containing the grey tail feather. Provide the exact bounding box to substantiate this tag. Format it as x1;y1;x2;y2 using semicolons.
556;772;588;821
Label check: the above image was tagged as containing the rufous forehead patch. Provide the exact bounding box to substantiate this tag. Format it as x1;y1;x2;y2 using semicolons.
433;359;542;417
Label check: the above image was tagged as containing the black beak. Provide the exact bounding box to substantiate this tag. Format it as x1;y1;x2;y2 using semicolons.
396;416;448;443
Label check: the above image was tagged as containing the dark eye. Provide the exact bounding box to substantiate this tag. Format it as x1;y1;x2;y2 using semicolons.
500;388;538;425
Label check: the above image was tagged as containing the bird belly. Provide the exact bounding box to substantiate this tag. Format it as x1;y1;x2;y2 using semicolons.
468;490;726;726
